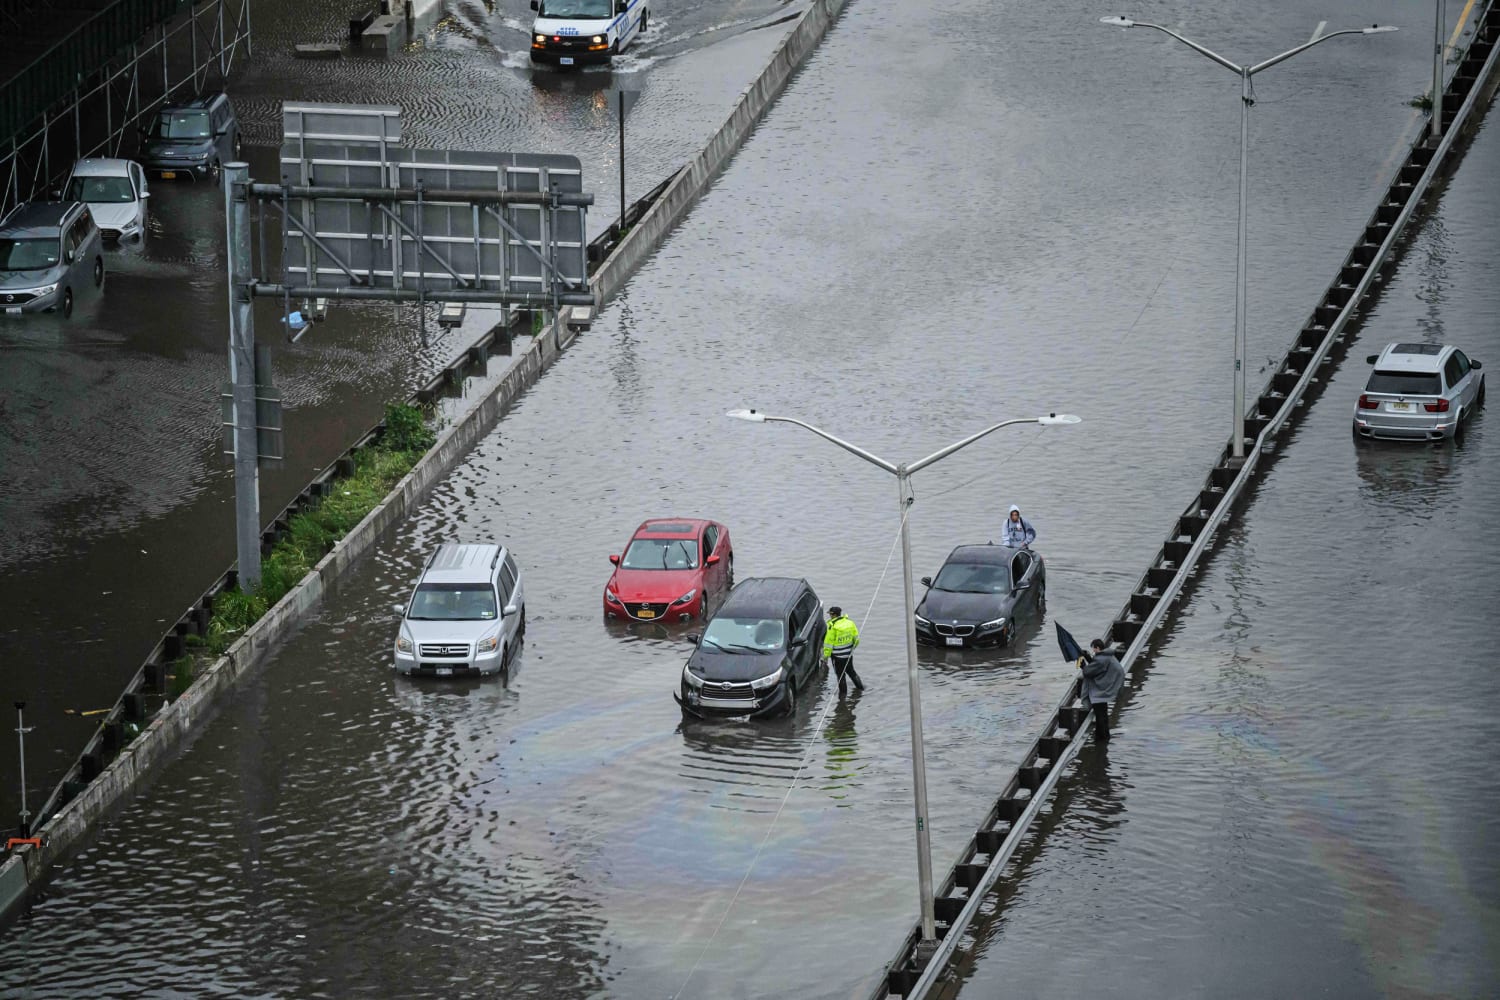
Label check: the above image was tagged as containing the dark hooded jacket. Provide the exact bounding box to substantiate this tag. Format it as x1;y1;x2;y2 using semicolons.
1080;648;1125;704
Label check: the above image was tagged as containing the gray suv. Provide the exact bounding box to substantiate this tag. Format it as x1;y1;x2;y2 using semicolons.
0;201;105;318
393;543;527;678
139;92;240;185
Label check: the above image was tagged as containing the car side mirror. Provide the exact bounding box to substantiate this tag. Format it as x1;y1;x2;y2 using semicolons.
1012;583;1030;595
920;576;932;587
215;126;228;137
609;553;620;565
142;191;151;199
391;603;405;615
1471;360;1483;370
788;637;806;650
49;189;61;199
686;633;701;645
705;554;720;566
1365;354;1379;364
503;603;519;617
529;0;538;8
64;250;74;263
614;0;625;12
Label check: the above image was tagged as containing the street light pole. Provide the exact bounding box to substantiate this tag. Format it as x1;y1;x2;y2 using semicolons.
726;408;1080;953
1100;17;1397;460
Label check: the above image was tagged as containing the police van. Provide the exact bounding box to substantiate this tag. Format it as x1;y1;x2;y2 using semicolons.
528;0;648;66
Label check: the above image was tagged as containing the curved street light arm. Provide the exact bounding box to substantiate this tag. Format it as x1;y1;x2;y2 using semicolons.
1105;18;1243;74
756;413;899;475
906;417;1042;476
1248;27;1389;75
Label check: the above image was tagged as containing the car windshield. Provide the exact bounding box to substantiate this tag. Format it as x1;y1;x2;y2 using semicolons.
1366;370;1441;395
0;237;60;271
700;616;783;653
931;562;1009;594
539;0;611;17
155;110;211;140
622;537;698;570
406;582;498;621
65;175;135;204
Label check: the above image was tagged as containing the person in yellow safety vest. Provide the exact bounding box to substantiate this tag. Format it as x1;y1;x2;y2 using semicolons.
822;606;865;696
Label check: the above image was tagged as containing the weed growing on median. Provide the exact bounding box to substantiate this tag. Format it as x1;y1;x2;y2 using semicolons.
181;402;435;671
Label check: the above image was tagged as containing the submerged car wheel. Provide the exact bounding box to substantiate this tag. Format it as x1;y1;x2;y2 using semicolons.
782;677;797;717
93;256;104;288
209;159;221;185
60;287;73;319
1478;379;1486;408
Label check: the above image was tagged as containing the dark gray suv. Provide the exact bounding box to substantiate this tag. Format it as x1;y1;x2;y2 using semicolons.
0;201;104;318
139;93;240;185
676;577;826;719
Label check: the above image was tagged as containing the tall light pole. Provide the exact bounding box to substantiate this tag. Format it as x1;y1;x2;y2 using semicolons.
1100;17;1397;460
726;408;1081;955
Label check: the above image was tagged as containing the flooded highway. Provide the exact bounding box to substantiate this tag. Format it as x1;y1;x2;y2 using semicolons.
0;0;798;825
2;0;1495;996
948;99;1500;1000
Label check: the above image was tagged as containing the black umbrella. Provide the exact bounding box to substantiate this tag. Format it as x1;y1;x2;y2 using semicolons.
1055;622;1086;663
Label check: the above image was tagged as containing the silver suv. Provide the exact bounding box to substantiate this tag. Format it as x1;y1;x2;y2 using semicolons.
0;201;105;318
1353;343;1485;442
393;543;527;678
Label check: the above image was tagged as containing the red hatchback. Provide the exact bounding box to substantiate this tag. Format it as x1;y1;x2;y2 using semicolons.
604;518;733;622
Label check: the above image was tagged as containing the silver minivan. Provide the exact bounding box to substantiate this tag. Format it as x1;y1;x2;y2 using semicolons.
393;543;527;678
0;201;105;318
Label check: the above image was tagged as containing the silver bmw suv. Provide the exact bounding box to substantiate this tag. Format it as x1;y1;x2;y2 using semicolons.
393;543;527;678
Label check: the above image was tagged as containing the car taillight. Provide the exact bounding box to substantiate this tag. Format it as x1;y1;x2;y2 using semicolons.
1357;394;1380;409
1424;398;1450;412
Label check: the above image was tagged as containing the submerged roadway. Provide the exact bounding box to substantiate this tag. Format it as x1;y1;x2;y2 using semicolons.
2;0;1495;996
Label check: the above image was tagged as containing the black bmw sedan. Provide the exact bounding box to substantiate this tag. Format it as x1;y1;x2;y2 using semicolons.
914;544;1045;648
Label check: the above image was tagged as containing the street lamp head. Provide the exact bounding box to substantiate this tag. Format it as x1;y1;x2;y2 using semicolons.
1037;413;1083;426
1362;24;1398;34
1099;15;1135;27
725;408;767;423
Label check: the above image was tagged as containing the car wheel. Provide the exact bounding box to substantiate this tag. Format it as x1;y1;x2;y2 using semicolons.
782;677;797;717
517;607;527;638
93;256;104;288
1477;379;1486;408
60;287;73;319
1453;412;1466;445
209;159;221;185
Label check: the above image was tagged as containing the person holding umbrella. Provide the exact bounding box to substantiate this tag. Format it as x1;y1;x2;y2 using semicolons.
1056;624;1125;743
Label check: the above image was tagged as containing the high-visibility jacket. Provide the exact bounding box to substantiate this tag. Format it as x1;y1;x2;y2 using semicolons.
823;615;860;659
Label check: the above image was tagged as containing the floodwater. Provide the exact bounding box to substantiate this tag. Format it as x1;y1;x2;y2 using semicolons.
2;0;1495;997
946;88;1500;1000
0;0;797;827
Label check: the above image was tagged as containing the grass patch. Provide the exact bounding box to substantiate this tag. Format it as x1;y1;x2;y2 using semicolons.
178;402;436;675
1409;92;1433;111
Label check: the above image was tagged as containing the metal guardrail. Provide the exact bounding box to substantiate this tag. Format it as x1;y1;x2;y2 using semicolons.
879;5;1500;996
0;0;191;143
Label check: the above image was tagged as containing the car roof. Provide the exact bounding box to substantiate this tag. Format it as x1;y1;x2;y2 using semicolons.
635;517;712;538
717;577;810;616
418;542;503;584
1373;342;1450;373
944;543;1019;565
69;158;136;177
161;93;227;112
0;201;80;236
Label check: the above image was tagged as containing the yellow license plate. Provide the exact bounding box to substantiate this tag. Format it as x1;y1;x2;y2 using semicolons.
637;609;655;619
160;170;177;179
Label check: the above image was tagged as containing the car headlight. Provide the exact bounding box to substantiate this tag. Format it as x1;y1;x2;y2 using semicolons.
914;613;931;626
395;634;413;653
682;665;704;689
605;588;622;604
534;33;545;42
25;283;58;296
591;34;604;42
750;667;784;691
671;589;697;606
120;220;140;233
476;634;499;653
980;617;1007;630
